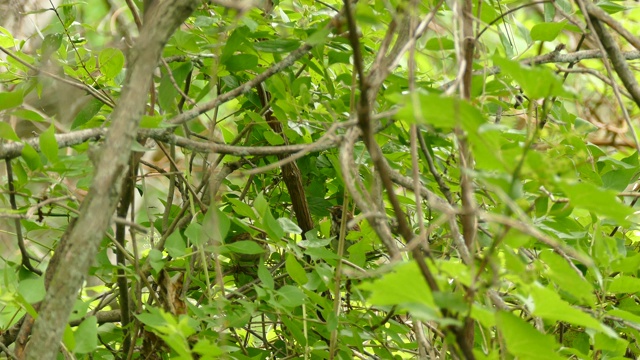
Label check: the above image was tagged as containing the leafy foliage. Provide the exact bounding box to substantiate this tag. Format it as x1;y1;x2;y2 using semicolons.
1;0;640;359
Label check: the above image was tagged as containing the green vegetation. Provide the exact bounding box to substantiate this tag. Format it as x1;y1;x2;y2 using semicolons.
2;0;640;359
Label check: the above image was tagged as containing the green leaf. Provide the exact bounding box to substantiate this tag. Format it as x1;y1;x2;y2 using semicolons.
184;221;203;246
608;275;640;294
263;131;285;145
286;254;308;285
277;285;306;307
74;316;98;354
98;47;125;79
258;261;274;289
496;311;564;360
227;198;257;220
39;125;59;164
147;249;165;273
10;109;46;123
223;54;258;72
278;217;302;234
397;91;485;132
306;27;331;46
261;209;284;241
530;22;566;42
139;115;165;129
202;208;230;242
540;250;595;305
71;98;104;129
0;91;24;111
18;276;45;303
21;143;42;170
0;122;20;141
559;180;632;225
359;262;439;318
41;33;62;61
425;37;455;50
165;232;187;258
224;240;265;255
493;55;571;99
0;26;16;47
528;284;615;336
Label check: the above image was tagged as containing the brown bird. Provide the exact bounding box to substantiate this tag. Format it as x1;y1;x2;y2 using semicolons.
329;205;360;252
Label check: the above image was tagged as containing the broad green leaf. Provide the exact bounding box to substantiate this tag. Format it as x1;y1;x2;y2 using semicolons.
71;98;104;129
261;209;284;241
540;250;595;305
0;91;24;111
306;27;331;46
21;142;42;170
258;261;274;289
559;181;632;225
0;122;20;141
0;26;16;47
74;316;98;354
493;56;571;99
220;26;249;63
224;240;265;255
202;208;230;242
277;285;306;307
98;48;125;79
278;217;302;234
264;131;285;145
223;54;258;72
425;37;455;50
227;198;257;220
184;221;203;246
18;276;45;303
359;262;439;318
496;311;564;360
147;249;165;273
139;115;164;129
165;232;187;257
254;192;269;216
192;339;223;357
598;1;627;14
608;275;640;294
41;33;62;61
39;125;59;164
10;109;46;123
397;91;485;132
286;254;308;285
280;315;306;345
530;22;566;42
528;284;615;336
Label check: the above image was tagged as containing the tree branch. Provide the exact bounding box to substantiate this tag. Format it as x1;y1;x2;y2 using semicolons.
24;1;199;358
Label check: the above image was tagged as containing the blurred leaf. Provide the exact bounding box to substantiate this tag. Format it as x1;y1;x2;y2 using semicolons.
559;181;632;225
496;311;564;360
39;125;59;164
18;276;45;303
277;285;306;307
530;22;566;42
224;240;265;255
0;122;20;141
286;254;308;285
98;48;125;79
21;143;41;170
74;317;98;354
608;275;640;294
0;91;23;111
